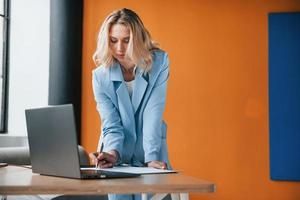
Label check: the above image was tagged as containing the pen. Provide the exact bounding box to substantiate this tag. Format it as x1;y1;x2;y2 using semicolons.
96;142;104;168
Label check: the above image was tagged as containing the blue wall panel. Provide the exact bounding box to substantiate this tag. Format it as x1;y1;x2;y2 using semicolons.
269;12;300;181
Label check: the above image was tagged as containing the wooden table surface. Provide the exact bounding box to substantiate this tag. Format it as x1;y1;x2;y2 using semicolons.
0;166;215;195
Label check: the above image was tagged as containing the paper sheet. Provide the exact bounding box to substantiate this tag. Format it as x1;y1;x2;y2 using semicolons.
81;166;176;174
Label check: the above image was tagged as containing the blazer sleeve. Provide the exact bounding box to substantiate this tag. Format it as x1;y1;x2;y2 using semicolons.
92;70;124;157
143;53;170;163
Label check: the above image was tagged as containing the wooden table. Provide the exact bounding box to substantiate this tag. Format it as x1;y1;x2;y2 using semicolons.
0;166;215;200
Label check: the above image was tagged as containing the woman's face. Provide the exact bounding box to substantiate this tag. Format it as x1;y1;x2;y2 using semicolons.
109;23;130;62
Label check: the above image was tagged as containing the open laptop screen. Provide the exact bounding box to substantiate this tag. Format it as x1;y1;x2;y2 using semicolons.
26;104;82;178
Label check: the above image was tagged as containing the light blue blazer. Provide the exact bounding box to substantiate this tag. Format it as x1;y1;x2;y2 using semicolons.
92;50;171;168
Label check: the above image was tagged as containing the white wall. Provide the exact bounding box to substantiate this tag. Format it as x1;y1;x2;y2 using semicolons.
7;0;50;136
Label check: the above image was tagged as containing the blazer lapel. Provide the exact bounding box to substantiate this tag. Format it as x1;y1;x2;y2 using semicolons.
132;67;148;113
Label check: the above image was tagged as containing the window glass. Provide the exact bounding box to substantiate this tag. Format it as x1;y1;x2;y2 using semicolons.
0;0;7;132
0;0;3;15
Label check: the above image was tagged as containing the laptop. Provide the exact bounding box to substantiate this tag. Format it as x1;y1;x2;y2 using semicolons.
25;104;140;179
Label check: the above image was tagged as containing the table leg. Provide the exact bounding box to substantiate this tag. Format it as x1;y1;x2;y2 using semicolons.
1;196;7;200
171;193;180;200
180;193;189;200
142;193;148;200
171;193;189;200
150;193;168;200
143;193;189;200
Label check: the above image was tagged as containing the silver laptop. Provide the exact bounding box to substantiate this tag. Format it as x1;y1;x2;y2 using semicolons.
25;104;140;179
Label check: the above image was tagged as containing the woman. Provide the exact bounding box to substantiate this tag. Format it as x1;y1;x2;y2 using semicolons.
90;8;170;196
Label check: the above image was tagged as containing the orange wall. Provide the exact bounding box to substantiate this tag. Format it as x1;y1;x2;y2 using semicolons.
81;1;300;199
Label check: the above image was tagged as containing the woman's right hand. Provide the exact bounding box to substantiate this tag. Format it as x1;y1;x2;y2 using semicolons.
147;161;167;169
89;150;118;168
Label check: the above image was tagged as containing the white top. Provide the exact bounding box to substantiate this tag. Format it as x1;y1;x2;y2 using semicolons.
124;66;137;99
125;79;134;99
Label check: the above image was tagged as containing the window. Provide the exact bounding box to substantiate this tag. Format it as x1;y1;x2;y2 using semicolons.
0;0;9;132
7;0;49;136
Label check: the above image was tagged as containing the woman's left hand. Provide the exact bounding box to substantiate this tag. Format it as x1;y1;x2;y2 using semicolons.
147;161;167;169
